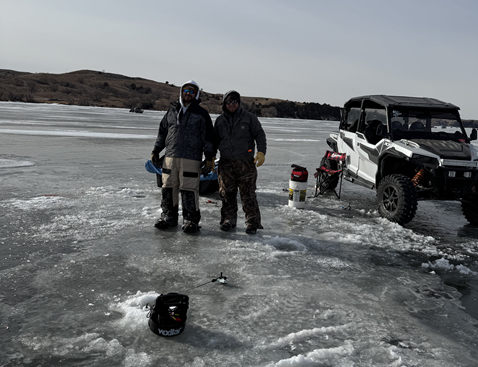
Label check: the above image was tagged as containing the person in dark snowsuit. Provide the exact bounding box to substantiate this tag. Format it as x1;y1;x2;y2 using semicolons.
213;90;267;234
151;80;215;233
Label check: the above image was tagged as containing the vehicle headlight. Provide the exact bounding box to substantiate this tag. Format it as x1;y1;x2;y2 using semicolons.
412;154;439;167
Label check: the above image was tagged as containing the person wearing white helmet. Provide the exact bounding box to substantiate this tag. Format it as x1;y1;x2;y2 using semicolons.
151;80;214;233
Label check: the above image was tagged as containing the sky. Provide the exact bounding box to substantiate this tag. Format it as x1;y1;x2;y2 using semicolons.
1;0;478;118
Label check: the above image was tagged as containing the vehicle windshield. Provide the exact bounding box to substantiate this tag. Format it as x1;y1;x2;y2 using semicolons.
389;108;467;142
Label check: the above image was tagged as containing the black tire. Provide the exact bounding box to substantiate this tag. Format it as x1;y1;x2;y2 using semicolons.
462;196;478;225
376;174;417;225
318;156;339;191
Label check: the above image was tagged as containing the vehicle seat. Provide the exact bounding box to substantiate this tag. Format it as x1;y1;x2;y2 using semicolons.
410;121;426;131
364;120;383;144
348;119;358;132
391;120;403;131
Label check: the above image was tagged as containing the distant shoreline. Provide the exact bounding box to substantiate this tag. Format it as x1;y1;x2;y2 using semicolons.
0;69;341;121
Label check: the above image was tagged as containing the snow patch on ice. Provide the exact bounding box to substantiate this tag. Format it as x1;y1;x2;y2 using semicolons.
268;341;355;366
17;332;151;364
141;205;161;219
0;128;155;139
123;349;153;367
0;158;35;168
270;324;355;348
110;291;158;332
422;258;478;275
257;188;282;194
315;257;352;270
7;185;152;241
5;195;69;210
263;236;307;252
278;204;440;255
85;186;146;198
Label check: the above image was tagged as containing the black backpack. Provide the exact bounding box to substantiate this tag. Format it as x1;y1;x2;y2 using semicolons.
147;293;189;337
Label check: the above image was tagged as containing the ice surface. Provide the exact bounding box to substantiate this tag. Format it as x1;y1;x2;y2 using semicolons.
1;102;478;366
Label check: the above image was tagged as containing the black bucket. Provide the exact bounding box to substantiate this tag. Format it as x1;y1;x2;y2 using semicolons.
148;293;189;337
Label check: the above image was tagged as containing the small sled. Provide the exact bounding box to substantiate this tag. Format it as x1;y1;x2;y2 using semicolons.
145;159;219;195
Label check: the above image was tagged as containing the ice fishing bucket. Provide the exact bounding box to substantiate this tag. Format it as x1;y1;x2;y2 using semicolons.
289;165;308;209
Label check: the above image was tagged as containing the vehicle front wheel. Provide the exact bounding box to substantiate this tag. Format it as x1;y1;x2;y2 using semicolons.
461;195;478;225
376;174;417;225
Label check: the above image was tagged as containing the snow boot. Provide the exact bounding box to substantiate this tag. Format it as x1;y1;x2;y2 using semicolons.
156;188;178;229
182;221;201;233
154;218;177;230
245;225;257;235
180;190;201;227
220;221;236;232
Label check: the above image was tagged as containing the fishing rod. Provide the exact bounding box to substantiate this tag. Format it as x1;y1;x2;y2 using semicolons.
184;272;228;292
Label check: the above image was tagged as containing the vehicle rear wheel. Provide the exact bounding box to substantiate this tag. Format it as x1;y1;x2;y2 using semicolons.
462;195;478;225
376;174;417;225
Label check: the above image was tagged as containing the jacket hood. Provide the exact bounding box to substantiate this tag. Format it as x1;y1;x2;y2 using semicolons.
222;90;241;104
180;80;200;107
222;90;241;114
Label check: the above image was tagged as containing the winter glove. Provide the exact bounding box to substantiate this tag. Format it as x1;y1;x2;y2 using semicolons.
201;157;216;176
151;151;160;167
206;157;216;173
254;152;265;167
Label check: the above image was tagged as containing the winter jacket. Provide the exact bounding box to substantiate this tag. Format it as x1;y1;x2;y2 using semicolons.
213;93;267;160
152;81;214;161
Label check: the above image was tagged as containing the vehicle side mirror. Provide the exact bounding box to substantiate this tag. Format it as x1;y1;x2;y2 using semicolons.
471;128;477;141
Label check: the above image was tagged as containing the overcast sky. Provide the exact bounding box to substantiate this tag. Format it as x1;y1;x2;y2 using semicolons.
1;0;478;118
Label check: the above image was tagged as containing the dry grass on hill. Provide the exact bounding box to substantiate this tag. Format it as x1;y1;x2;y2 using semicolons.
0;69;282;114
0;69;341;120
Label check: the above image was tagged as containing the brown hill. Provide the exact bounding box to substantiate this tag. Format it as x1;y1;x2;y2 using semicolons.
0;69;341;120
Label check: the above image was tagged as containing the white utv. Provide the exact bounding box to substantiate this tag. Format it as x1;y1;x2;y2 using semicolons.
326;95;478;225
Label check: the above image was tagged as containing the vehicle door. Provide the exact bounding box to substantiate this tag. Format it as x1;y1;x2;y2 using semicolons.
355;105;387;184
337;105;360;176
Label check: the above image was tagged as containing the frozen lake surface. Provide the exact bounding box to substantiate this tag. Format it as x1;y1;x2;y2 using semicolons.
1;102;478;366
